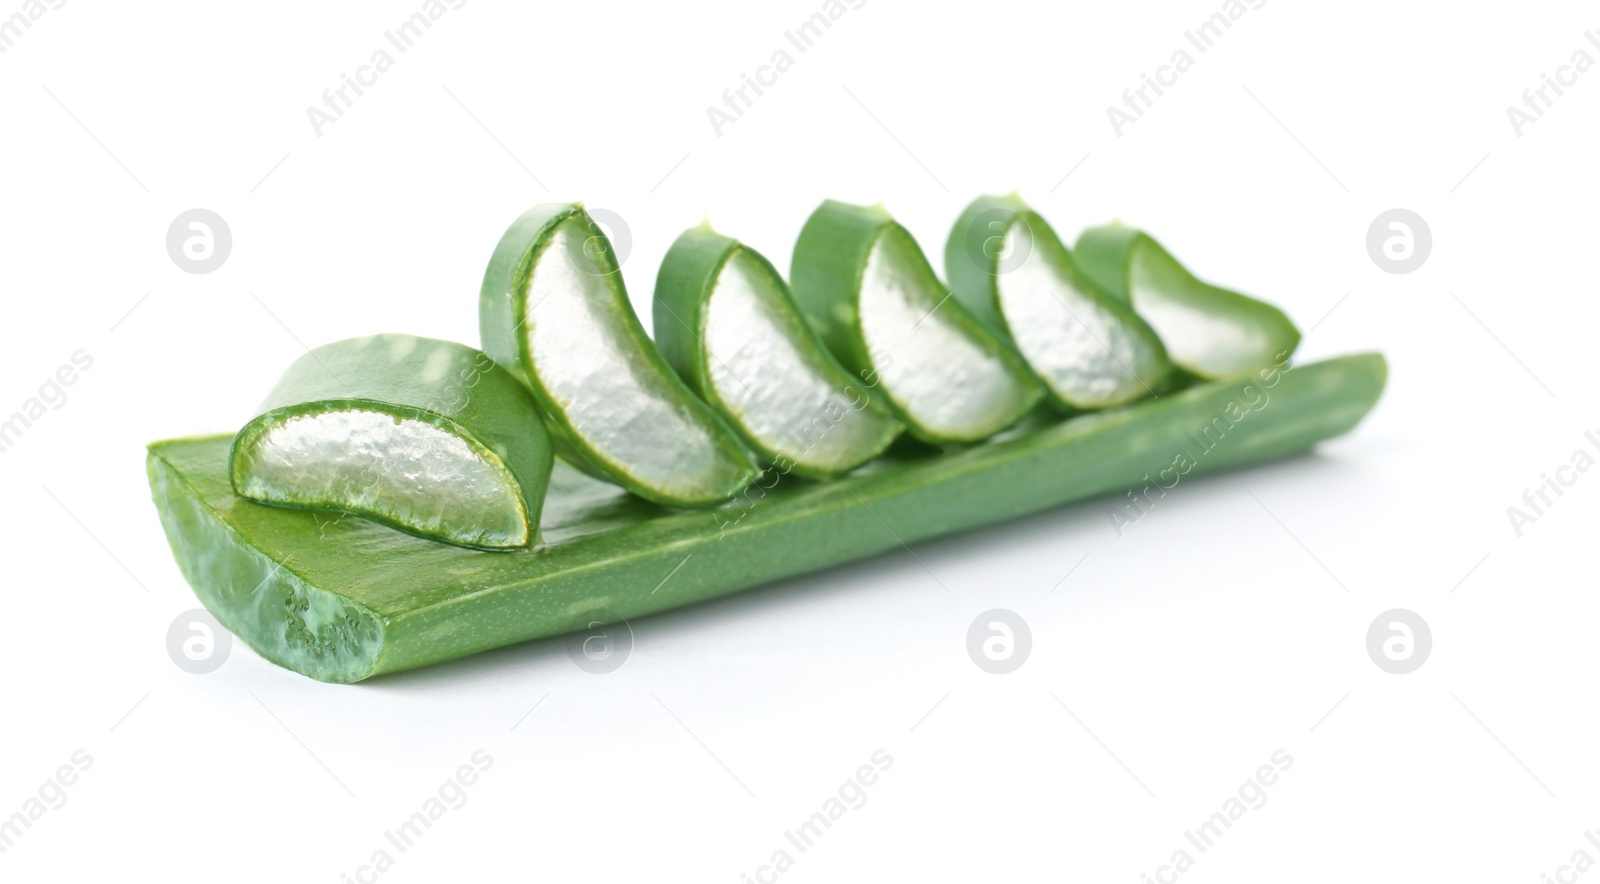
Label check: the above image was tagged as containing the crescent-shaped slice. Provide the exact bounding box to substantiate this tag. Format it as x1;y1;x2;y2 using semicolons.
789;200;1042;444
945;195;1172;410
654;223;903;478
1074;223;1301;379
229;334;553;550
480;204;759;507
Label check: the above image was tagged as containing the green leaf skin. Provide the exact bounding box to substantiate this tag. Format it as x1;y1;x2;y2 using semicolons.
151;354;1386;683
945;195;1173;411
229;334;553;551
479;203;760;508
1074;223;1302;380
789;200;1044;445
653;224;904;479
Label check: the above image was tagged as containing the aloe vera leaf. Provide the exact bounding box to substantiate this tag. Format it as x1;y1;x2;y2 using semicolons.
653;223;904;479
479;203;760;507
1074;223;1301;379
789;200;1044;445
228;334;552;551
150;353;1385;684
945;195;1173;410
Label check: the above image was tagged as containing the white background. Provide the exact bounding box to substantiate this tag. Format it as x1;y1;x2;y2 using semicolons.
2;1;1596;881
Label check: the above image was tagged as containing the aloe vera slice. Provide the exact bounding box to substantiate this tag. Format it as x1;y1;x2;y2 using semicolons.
228;334;552;550
479;203;759;507
1074;224;1301;379
789;200;1043;445
945;195;1173;410
151;354;1386;683
653;223;903;479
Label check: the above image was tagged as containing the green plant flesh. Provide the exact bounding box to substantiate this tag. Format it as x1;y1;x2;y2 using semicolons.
152;353;1386;683
945;195;1174;410
653;223;904;479
789;200;1043;444
1073;223;1301;379
228;334;553;550
479;203;759;507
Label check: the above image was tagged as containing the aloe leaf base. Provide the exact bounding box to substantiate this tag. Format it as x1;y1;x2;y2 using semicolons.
148;354;1387;683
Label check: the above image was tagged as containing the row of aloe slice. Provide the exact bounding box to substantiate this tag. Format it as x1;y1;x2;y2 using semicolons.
227;196;1301;551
